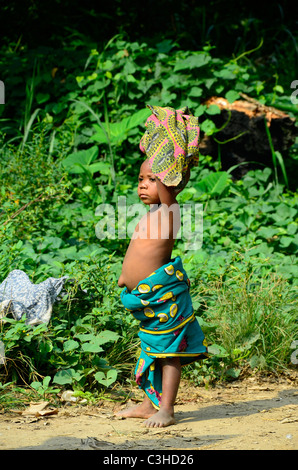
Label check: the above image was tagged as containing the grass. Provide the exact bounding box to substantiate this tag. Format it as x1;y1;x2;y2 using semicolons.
187;256;298;384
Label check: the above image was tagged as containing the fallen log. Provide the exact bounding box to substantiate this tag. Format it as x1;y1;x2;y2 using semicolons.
199;93;297;179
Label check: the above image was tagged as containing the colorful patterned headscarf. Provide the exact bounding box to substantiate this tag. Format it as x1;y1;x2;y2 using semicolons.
139;104;200;187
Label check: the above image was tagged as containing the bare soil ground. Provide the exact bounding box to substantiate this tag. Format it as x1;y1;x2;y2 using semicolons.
1;373;297;451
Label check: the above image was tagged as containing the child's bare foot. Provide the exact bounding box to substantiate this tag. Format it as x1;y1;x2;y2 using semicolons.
116;398;157;419
143;408;175;428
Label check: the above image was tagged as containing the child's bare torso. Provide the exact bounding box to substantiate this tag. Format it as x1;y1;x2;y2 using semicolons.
118;204;180;291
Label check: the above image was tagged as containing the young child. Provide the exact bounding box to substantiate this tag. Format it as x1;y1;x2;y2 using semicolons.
117;105;208;428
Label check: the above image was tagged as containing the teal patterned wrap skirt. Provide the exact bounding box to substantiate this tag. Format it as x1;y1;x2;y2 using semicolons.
120;256;208;409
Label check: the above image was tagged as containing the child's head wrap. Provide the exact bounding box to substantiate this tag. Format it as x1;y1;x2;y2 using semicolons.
139;104;200;187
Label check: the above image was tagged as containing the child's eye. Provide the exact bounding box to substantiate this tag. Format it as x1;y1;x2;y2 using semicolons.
150;177;156;182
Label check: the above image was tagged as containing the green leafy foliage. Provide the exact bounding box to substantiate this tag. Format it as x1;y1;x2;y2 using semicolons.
184;250;297;384
91;108;151;145
0;30;297;404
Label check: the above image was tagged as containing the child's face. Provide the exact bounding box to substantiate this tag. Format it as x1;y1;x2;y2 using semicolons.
137;160;160;205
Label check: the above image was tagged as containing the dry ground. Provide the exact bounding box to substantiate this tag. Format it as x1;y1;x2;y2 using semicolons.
0;373;297;451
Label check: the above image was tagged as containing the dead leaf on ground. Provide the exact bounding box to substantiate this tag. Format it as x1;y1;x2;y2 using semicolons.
279;417;298;424
20;401;58;417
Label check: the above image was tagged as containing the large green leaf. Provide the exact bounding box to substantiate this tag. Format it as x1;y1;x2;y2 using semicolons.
61;146;99;174
53;368;83;385
196;171;230;196
63;339;80;352
95;330;120;344
80;330;119;353
174;53;211;72
82;342;104;353
61;146;112;176
95;369;117;387
91;108;151;145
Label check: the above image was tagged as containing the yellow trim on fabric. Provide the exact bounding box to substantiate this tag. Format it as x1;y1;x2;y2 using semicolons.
145;352;207;358
144;391;160;410
179;353;209;364
139;312;195;335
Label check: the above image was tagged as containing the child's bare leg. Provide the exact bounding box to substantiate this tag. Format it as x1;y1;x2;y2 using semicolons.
144;357;181;428
116;394;157;419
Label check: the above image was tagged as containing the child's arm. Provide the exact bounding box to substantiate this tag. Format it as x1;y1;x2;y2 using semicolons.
155;177;181;240
155;178;177;207
155;166;191;204
184;167;191;187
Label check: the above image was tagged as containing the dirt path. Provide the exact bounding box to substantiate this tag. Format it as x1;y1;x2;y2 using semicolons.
1;375;297;451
